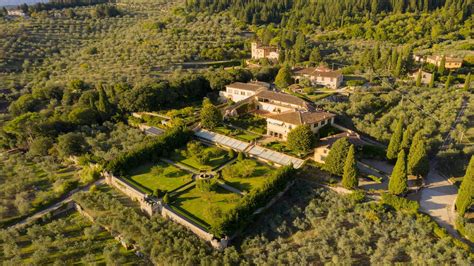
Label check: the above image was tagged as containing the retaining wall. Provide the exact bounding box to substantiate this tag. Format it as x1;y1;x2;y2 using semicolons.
103;172;159;217
161;206;228;250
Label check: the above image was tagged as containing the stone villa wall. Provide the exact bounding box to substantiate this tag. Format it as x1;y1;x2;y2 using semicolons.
161;205;228;250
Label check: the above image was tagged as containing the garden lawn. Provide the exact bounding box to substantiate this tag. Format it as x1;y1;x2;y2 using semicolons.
223;161;275;192
227;114;267;135
170;145;230;171
170;185;241;228
128;162;192;193
214;125;260;142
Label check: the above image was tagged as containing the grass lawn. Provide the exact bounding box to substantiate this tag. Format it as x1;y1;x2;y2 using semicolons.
227;114;267;135
170;145;230;171
222;160;275;192
128;162;193;193
170;185;241;228
214;125;261;142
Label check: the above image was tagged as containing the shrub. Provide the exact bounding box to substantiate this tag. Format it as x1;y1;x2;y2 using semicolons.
105;127;193;176
367;175;383;183
381;193;419;215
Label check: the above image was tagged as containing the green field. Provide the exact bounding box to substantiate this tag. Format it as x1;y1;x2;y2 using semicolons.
170;145;230;171
222;161;275;192
128;162;193;193
0;212;136;264
170;185;241;227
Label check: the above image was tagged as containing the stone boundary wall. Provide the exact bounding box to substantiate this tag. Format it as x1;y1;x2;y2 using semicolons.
103;172;159;217
253;180;295;215
161;206;228;250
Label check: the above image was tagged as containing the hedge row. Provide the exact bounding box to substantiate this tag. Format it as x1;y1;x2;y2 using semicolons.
210;165;296;237
381;193;419;215
105;127;193;176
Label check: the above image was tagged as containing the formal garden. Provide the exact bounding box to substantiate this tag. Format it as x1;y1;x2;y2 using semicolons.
0;212;137;264
127;162;193;195
214;125;261;142
169;140;233;171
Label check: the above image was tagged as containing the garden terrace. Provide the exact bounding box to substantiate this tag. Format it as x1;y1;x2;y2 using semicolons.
127;162;193;194
169;141;233;171
0;212;137;264
169;185;242;229
226;114;267;135
221;159;276;193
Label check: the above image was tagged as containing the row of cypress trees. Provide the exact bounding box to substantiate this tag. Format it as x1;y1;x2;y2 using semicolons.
387;117;429;195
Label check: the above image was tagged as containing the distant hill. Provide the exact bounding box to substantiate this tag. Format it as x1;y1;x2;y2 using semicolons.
0;0;47;8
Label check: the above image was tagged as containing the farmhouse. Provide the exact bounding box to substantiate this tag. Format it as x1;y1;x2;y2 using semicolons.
266;110;335;140
292;66;343;89
410;69;433;84
220;81;270;102
426;55;463;69
251;42;279;60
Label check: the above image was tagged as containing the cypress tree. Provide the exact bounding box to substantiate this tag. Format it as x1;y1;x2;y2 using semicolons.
407;137;429;177
324;137;351;176
389;149;408;195
429;72;435;88
401;128;411;150
416;69;422;87
456;156;473;216
97;85;112;119
386;118;404;160
464;73;471;91
342;145;358;189
274;65;293;88
438;55;446;74
445;72;453;90
394;54;403;77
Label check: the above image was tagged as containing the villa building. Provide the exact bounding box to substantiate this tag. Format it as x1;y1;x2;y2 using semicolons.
220;81;270;102
266;110;335;140
426;55;463;69
223;82;336;140
251;42;279;60
292;66;343;89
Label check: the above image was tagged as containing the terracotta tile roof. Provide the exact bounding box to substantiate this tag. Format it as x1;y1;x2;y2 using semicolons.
293;67;342;78
267;111;335;125
317;132;365;148
226;82;268;92
255;90;310;107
